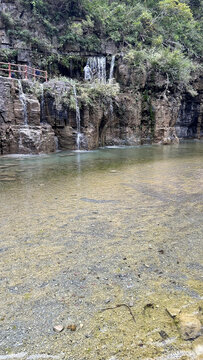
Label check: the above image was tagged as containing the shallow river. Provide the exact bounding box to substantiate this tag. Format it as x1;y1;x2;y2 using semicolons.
0;142;203;360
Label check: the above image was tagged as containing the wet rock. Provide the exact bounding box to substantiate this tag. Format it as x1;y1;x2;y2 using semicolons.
177;314;202;340
53;324;64;333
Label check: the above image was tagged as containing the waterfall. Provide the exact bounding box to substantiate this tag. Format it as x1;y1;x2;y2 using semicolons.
40;84;45;123
85;56;106;83
109;55;116;83
18;80;28;125
54;136;59;151
72;84;82;150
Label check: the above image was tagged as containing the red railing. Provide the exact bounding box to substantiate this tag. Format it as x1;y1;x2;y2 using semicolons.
0;62;48;82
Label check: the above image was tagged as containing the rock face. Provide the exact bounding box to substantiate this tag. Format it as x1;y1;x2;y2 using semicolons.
175;77;203;139
0;77;56;155
0;72;202;155
41;75;202;152
0;0;202;154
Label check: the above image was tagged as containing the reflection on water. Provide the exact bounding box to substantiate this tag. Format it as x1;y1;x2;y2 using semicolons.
0;141;203;359
1;141;203;185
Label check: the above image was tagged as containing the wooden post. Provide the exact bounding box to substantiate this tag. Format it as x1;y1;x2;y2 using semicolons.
45;71;48;82
8;63;11;78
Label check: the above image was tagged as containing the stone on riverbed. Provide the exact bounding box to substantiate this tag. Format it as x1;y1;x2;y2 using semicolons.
177;314;202;340
166;307;181;318
53;324;64;333
67;324;77;331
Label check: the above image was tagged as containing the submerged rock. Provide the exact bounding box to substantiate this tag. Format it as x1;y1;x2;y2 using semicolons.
177;314;202;340
53;324;64;333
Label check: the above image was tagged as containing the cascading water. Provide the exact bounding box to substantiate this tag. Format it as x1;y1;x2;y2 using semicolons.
85;56;106;83
40;84;45;123
72;84;82;150
18;80;28;125
109;55;116;83
54;136;59;151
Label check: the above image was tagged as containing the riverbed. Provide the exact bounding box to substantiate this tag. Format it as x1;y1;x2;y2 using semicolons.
0;142;203;359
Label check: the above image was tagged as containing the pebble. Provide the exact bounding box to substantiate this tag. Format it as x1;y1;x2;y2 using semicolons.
67;324;77;331
53;324;64;333
166;307;180;318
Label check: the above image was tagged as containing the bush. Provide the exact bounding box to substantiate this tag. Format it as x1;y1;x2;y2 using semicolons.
1;12;15;29
78;82;120;106
125;47;197;87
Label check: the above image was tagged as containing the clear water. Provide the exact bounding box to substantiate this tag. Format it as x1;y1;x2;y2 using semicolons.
0;142;202;359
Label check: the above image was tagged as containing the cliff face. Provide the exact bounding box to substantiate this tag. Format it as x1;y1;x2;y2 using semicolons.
0;1;202;154
0;77;56;154
0;71;202;155
175;79;203;139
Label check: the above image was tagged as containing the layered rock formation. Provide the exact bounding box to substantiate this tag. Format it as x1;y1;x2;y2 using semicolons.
0;65;202;155
0;0;202;154
0;77;56;154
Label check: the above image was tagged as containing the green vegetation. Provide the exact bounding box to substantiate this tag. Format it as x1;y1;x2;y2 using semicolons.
0;0;202;86
125;47;198;87
46;77;119;108
16;0;202;55
79;82;120;106
0;49;18;62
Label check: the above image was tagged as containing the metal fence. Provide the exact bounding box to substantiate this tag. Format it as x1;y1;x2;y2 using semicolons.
0;62;48;81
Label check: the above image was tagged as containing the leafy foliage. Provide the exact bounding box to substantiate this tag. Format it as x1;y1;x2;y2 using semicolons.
125;47;197;86
1;0;202;84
